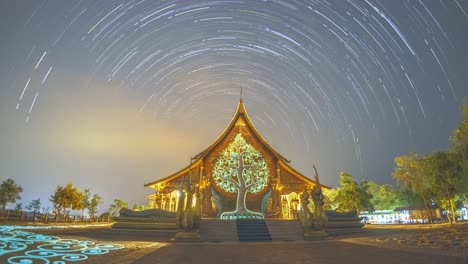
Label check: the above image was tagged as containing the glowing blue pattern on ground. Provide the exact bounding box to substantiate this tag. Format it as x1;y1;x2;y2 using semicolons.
0;225;124;263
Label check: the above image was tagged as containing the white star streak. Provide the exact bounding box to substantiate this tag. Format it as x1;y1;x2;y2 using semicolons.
1;0;467;202
365;0;416;56
17;78;31;109
25;92;39;123
87;4;123;34
41;67;53;85
34;51;47;70
430;48;456;99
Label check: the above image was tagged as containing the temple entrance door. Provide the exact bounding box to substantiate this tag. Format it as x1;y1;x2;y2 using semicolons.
281;192;299;219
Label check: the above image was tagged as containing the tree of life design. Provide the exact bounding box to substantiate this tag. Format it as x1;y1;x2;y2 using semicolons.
213;133;269;219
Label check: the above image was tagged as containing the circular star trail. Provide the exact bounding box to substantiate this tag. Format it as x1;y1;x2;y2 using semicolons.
1;0;467;208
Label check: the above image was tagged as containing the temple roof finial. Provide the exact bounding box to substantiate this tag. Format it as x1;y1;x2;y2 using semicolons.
240;86;243;102
237;86;245;113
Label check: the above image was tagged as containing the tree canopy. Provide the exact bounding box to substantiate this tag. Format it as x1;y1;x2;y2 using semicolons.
81;188;91;216
450;101;468;196
387;101;468;223
427;151;462;223
88;193;103;218
108;199;128;217
450;101;468;157
26;198;41;213
392;153;436;222
333;171;373;213
0;178;23;210
368;182;406;210
49;183;84;217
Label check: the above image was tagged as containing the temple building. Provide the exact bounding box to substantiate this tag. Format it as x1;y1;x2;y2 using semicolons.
145;94;328;219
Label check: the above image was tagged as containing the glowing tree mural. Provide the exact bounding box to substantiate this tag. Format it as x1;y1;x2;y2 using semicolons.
213;133;269;219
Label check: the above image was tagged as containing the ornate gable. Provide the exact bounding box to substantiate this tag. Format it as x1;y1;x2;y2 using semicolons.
144;95;325;193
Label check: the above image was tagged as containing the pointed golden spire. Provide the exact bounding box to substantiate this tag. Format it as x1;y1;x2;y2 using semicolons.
240;86;243;102
238;86;245;113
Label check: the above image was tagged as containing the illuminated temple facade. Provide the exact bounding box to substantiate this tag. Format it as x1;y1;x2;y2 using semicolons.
145;96;327;219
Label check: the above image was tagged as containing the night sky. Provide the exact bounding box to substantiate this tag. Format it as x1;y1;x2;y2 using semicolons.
1;0;467;212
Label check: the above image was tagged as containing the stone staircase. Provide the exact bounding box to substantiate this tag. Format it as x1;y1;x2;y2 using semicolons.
112;208;177;233
236;219;272;242
200;219;238;241
112;210;361;240
265;219;304;241
324;210;365;236
199;218;304;242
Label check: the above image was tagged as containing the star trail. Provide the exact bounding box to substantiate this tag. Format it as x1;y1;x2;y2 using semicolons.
1;0;467;209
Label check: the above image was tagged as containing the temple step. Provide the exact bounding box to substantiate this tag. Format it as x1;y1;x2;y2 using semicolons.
236;219;272;242
264;219;304;241
199;219;238;241
199;218;304;242
324;210;365;236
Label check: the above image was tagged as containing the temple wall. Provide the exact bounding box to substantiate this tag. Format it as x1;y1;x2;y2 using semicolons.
145;110;318;219
202;115;276;203
278;168;313;193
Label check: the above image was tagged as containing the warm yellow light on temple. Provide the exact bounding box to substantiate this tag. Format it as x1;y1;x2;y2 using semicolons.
144;96;328;219
192;196;197;207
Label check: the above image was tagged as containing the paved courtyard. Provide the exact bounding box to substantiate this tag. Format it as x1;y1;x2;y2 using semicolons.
1;223;467;264
126;240;467;264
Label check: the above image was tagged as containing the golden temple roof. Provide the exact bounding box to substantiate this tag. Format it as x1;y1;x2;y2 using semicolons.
191;95;290;162
144;95;324;189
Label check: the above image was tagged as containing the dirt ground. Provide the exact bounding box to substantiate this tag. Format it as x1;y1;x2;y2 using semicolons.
339;222;468;258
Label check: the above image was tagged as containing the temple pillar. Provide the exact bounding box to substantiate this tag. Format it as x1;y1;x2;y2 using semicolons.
169;195;173;211
270;165;283;218
199;163;204;183
270;183;283;218
161;195;166;210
